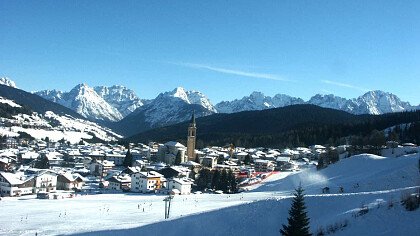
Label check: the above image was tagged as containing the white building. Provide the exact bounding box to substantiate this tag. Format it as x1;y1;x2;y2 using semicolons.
131;171;163;193
89;160;115;177
108;174;131;191
30;169;57;193
254;159;276;172
0;172;34;197
167;178;192;195
105;153;126;166
0;169;58;196
57;172;85;190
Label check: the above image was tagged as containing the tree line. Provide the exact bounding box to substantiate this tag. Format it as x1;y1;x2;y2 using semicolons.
195;168;238;193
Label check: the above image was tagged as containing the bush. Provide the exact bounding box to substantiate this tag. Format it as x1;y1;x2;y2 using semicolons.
316;219;349;235
401;193;420;211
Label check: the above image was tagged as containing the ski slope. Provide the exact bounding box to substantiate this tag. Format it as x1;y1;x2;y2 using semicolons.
0;153;418;236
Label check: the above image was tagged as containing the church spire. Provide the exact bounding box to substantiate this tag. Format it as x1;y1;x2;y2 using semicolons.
187;111;197;161
190;111;196;125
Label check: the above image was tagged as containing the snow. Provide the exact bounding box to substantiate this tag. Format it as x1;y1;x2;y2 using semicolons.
94;85;144;117
0;96;22;108
215;92;304;113
0;153;418;235
216;90;416;115
36;84;123;122
0;111;121;144
0;77;17;88
134;87;216;128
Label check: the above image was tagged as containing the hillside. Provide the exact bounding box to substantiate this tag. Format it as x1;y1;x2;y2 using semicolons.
2;153;416;235
0;86;121;143
0;84;84;119
74;154;420;236
126;104;420;148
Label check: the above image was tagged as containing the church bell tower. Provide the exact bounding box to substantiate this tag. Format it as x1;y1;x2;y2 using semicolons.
187;112;197;161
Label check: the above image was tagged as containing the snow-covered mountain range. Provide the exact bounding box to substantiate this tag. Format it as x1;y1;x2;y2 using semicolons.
216;92;305;113
35;84;123;122
35;83;149;122
216;90;418;115
139;87;216;124
94;85;147;117
114;87;217;136
3;74;412;128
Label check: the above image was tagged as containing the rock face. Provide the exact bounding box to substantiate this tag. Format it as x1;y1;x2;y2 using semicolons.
36;84;123;122
94;85;145;117
345;90;413;115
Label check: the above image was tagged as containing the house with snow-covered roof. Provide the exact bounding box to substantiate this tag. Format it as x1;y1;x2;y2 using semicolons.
26;169;58;193
108;174;131;191
167;177;193;195
89;160;115;177
0;171;35;197
57;172;85;190
105;153;126;166
200;156;218;168
131;171;164;193
254;159;276;172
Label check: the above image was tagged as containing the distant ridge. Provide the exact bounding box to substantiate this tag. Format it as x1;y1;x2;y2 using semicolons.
126;104;420;148
0;84;84;119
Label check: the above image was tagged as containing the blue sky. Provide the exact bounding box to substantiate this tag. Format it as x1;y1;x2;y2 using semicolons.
1;0;419;104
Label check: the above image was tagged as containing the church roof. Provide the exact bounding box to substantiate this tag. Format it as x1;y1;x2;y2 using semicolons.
190;112;196;124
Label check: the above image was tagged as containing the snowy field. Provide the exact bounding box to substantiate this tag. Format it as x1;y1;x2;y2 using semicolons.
0;153;419;236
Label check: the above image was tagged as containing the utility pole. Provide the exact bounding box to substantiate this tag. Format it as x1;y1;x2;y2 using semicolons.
163;195;174;219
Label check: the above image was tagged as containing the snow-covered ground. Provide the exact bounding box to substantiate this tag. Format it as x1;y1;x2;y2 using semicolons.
0;153;419;236
0;110;121;144
0;96;21;108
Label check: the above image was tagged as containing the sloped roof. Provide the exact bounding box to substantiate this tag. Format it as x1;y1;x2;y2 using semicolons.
164;141;186;148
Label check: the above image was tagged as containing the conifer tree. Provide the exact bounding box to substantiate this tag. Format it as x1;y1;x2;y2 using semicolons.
35;154;50;169
123;146;133;167
175;151;182;165
244;154;251;165
227;169;238;193
195;168;214;190
211;169;221;190
280;185;311;236
220;169;228;192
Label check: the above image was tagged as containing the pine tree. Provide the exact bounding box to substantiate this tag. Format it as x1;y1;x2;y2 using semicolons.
316;156;324;170
227;169;238;193
220;169;228;192
123;146;133;167
211;169;221;190
175;151;182;165
195;168;213;190
35;154;50;169
244;154;251;165
280;185;311;236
